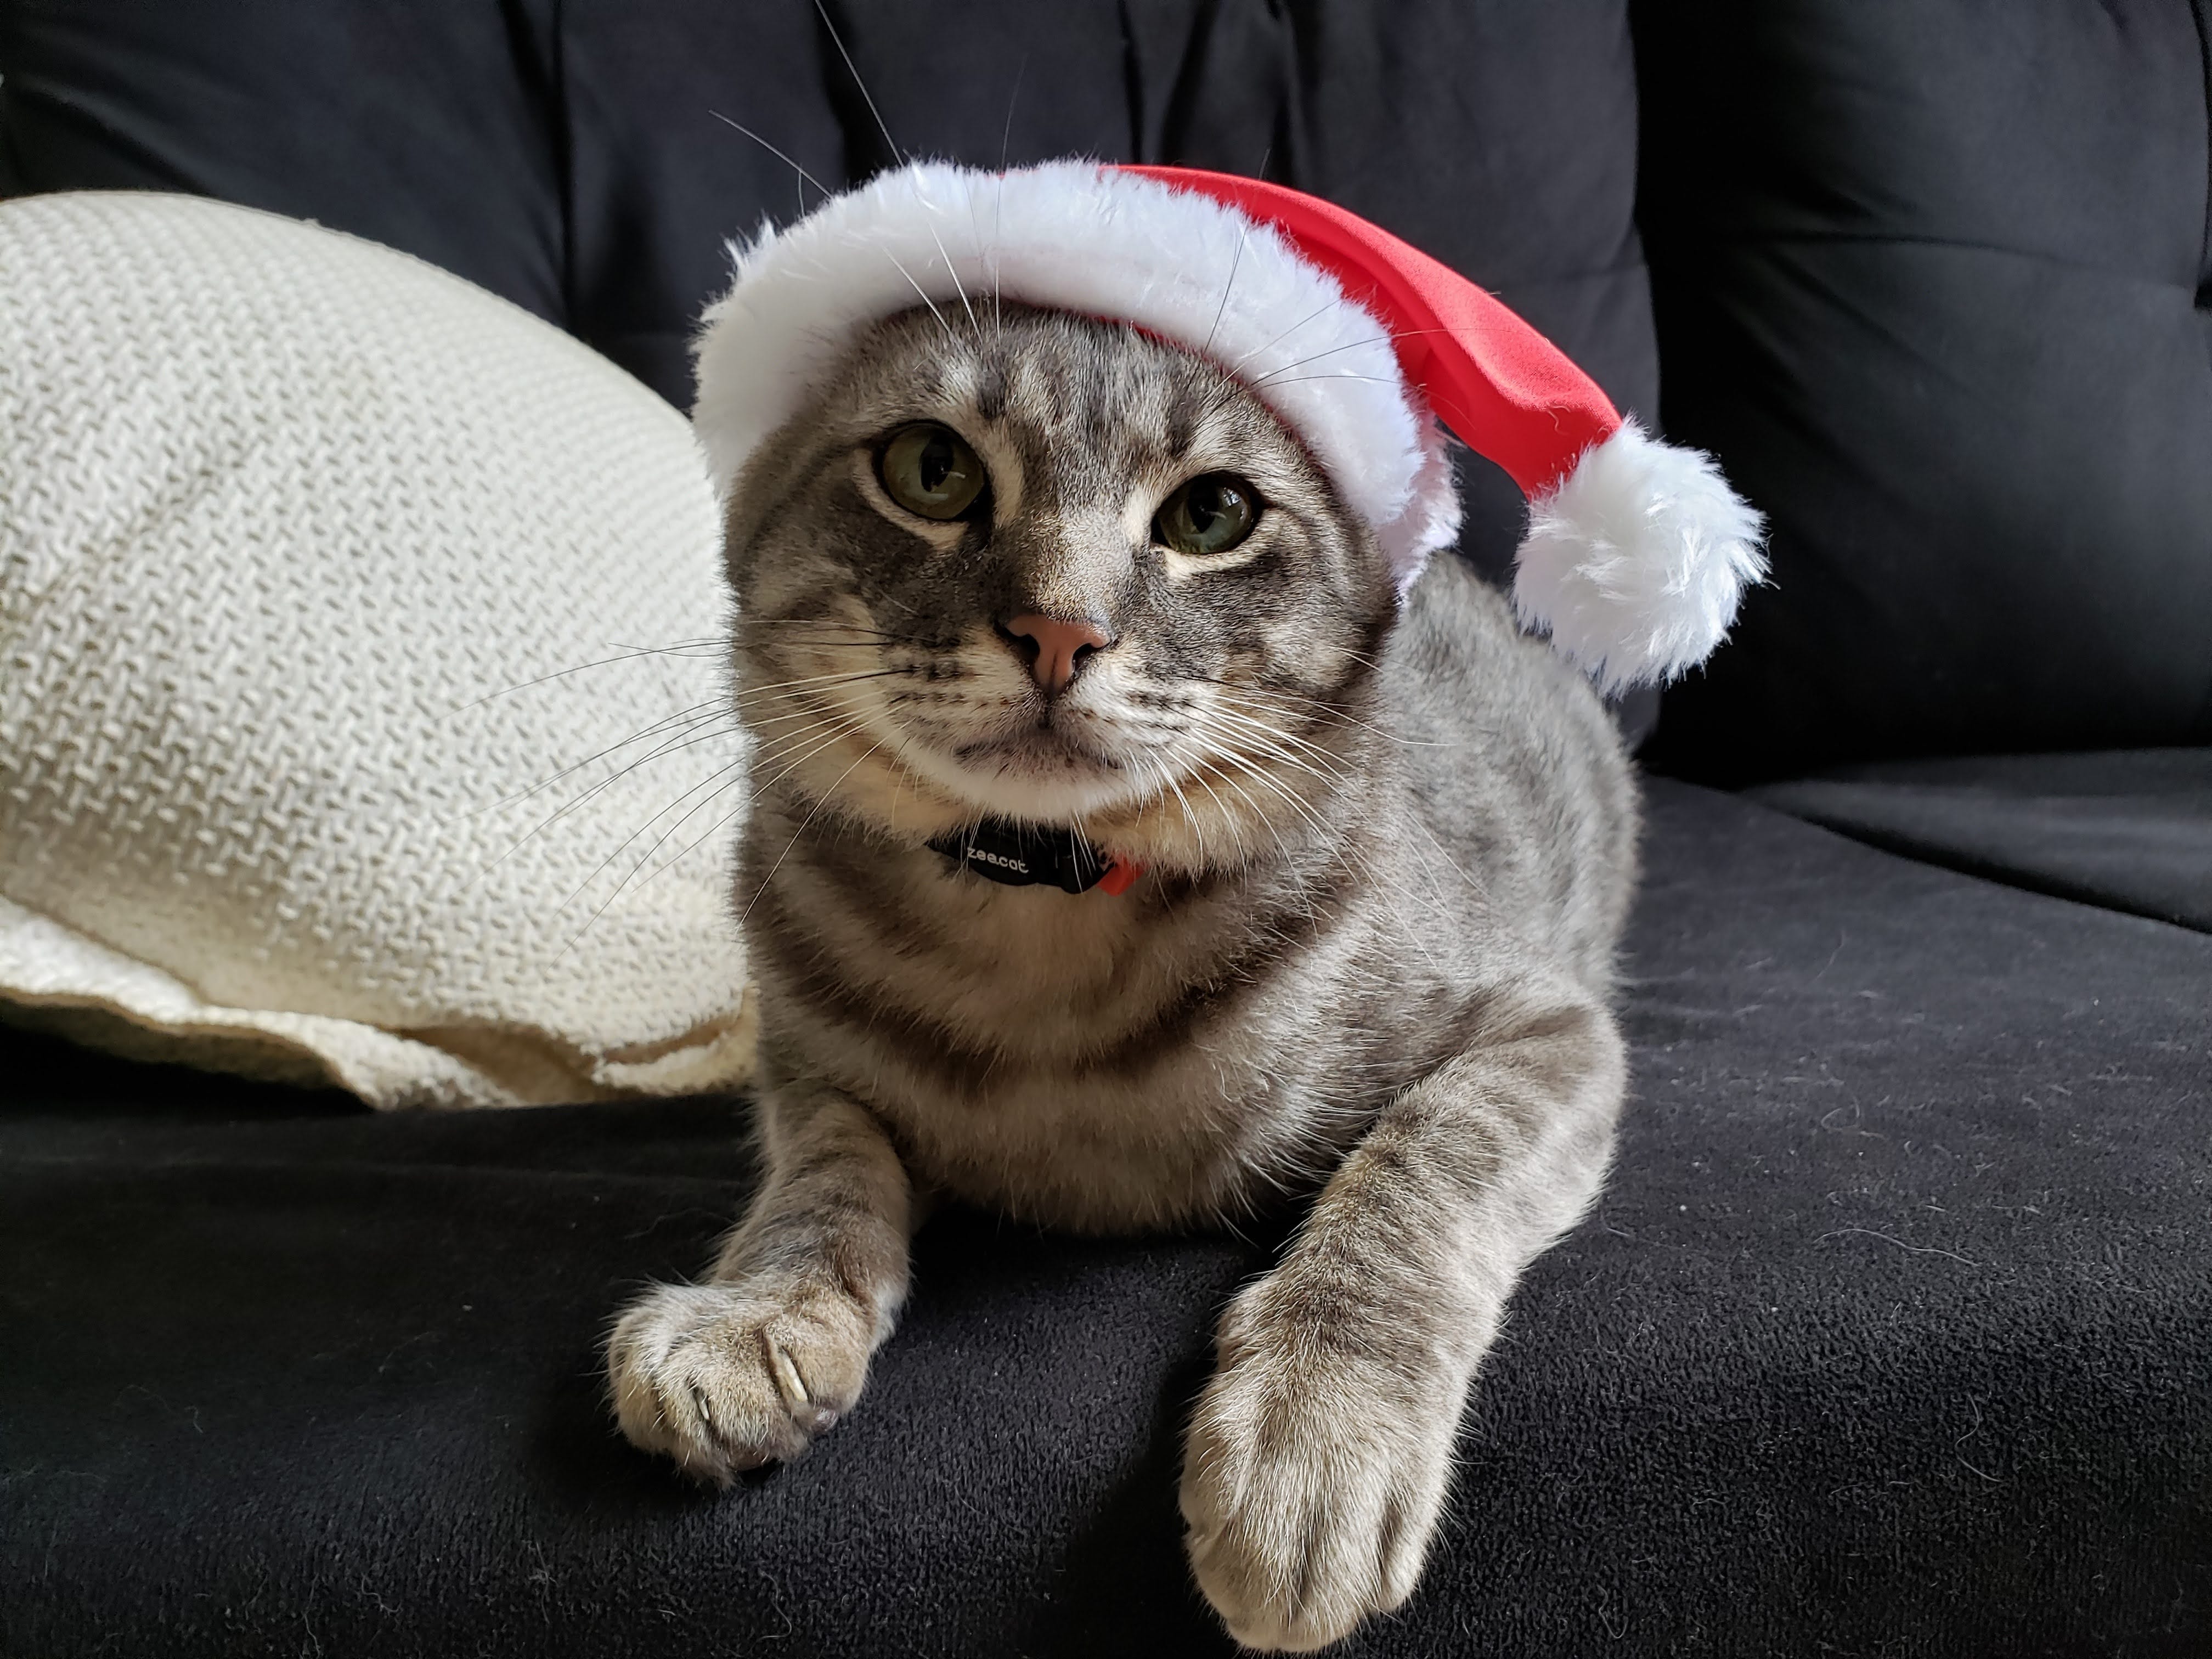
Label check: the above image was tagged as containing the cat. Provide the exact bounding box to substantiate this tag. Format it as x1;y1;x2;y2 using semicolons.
607;298;1637;1652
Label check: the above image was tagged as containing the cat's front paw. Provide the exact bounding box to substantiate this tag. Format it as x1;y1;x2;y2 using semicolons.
1180;1272;1464;1652
606;1276;875;1485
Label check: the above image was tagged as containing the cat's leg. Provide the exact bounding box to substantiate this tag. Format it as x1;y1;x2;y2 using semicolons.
606;1082;913;1484
1181;989;1626;1652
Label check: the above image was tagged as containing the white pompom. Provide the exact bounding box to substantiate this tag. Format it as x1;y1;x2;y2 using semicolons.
1510;420;1768;694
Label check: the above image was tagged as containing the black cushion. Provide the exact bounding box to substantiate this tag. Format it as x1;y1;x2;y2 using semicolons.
1752;748;2212;932
7;782;2208;1657
0;0;570;322
1634;0;2212;781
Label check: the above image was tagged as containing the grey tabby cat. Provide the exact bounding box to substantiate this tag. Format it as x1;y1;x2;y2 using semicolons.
607;300;1635;1651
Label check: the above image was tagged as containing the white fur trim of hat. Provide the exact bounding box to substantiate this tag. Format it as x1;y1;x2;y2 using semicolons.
692;159;1765;692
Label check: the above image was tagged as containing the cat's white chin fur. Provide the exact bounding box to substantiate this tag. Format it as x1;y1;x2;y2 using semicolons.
1508;420;1768;695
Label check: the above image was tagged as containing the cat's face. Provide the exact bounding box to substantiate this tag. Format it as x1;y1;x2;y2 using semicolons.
720;303;1395;858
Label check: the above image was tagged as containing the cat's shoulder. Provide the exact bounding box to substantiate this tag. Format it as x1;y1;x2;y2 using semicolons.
1385;554;1595;734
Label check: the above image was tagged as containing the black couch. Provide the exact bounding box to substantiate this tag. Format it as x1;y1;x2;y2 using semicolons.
3;4;2208;1655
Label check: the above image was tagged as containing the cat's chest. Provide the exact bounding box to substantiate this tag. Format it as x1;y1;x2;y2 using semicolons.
856;996;1333;1229
777;873;1396;1227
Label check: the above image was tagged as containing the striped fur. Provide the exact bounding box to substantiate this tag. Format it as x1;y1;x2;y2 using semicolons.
608;306;1637;1651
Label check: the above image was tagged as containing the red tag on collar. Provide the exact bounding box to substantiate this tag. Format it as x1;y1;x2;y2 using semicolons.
1096;859;1144;897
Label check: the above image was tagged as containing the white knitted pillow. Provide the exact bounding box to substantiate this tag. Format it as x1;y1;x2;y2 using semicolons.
0;192;754;1108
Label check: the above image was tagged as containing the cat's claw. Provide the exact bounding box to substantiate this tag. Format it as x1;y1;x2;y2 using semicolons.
1180;1270;1462;1652
607;1277;874;1483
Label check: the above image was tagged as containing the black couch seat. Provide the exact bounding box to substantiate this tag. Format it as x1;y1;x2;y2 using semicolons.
7;781;2206;1657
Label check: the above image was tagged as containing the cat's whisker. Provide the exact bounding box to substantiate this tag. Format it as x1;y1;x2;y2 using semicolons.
1182;720;1329;842
992;183;1008;340
738;735;887;927
456;700;727;821
729;688;865;752
741;640;904;664
706;111;831;207
1203;226;1250;358
1203;747;1336;862
553;757;764;955
990;59;1024;340
577;710;870;941
1197;701;1359;784
737;664;902;691
743;695;885;735
1200;675;1443;748
614;718;886;907
1154;754;1255;874
1179;764;1256;874
1186;710;1344;797
882;732;920;832
741;709;873;779
920;217;980;336
555;755;753;919
1248;328;1446;388
747;715;875;803
749;691;870;742
467;714;747;887
620;776;765;907
448;642;725;716
1150;764;1209;866
810;0;904;167
732;693;885;733
1398;800;1496;906
1200;766;1318;907
1244;372;1401;389
960;191;995;344
488;715;743;841
527;713;741;802
882;248;956;346
1205;709;1358;781
740;617;901;636
1229;297;1340;373
1188;724;1442;953
732;666;915;704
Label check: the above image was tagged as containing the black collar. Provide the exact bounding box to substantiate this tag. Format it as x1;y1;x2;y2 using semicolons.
929;819;1132;895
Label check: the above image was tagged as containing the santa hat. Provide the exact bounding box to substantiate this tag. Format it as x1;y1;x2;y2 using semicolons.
692;160;1765;692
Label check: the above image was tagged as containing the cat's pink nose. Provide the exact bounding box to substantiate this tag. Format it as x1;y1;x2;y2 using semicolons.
1002;613;1114;696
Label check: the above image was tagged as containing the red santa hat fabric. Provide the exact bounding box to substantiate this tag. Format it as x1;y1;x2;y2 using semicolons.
691;159;1764;691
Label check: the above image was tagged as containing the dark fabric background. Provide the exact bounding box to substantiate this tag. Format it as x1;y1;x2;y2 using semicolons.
5;784;2209;1657
0;0;1652;591
1753;747;2212;932
1634;0;2212;781
0;2;572;319
5;3;2207;768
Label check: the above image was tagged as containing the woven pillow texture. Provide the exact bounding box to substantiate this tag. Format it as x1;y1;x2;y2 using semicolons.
0;191;754;1108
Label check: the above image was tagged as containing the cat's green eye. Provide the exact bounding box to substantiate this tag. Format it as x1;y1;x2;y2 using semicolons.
1155;473;1258;557
878;422;988;521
